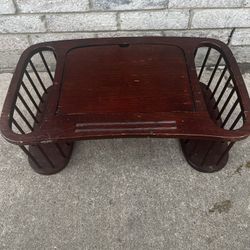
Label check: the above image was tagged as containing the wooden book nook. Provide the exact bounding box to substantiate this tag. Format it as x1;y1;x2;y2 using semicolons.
1;37;250;174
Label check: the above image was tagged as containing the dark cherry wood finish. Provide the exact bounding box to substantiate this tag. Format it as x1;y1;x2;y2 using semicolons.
1;37;250;174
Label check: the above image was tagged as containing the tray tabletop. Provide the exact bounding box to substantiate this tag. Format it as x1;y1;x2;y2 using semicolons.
1;37;250;144
59;43;194;114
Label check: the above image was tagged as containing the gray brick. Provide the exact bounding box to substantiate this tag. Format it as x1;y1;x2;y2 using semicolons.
231;46;250;63
231;29;250;45
16;0;89;13
169;0;244;8
30;33;96;44
46;13;117;32
163;29;231;43
0;15;46;33
96;31;163;38
0;0;15;14
0;34;29;51
120;10;189;30
192;9;250;28
92;0;168;10
0;50;22;72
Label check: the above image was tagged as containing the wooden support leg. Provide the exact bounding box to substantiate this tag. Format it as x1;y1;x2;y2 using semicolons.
180;139;234;172
20;82;75;174
20;142;74;175
180;76;237;172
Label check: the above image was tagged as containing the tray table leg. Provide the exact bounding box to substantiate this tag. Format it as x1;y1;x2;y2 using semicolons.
20;142;74;175
180;139;234;172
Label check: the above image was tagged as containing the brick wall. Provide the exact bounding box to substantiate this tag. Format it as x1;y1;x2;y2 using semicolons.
0;0;250;72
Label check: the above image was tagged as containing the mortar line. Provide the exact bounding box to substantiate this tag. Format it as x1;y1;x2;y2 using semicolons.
88;0;93;10
11;0;19;14
187;9;193;29
27;34;32;45
42;15;48;33
116;12;121;31
1;28;247;36
0;7;249;16
0;28;238;36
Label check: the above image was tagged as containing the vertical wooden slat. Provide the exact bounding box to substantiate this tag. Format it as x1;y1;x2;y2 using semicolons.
17;93;38;123
206;55;223;90
21;81;41;113
39;52;54;82
14;105;33;131
24;70;43;102
198;47;211;80
216;88;235;120
221;99;239;128
210;66;227;100
29;60;47;93
213;77;232;110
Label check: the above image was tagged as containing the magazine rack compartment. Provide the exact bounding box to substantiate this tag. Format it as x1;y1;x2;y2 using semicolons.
180;43;249;172
0;47;73;174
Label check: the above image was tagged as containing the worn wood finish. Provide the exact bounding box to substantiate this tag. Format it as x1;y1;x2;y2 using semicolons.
0;37;250;174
